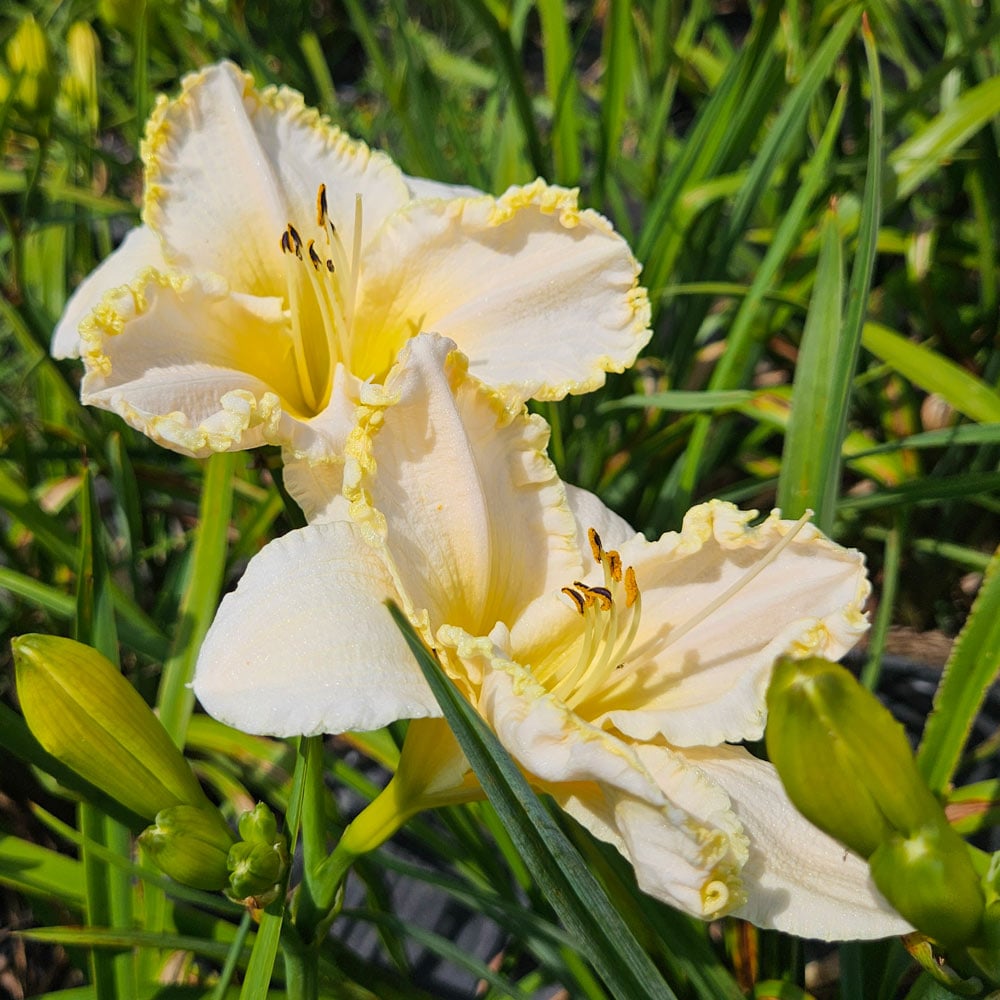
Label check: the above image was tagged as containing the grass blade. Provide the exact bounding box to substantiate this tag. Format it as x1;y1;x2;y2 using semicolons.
862;323;1000;423
157;451;239;747
778;17;884;530
386;602;677;1000
916;544;1000;793
536;0;581;184
776;206;844;526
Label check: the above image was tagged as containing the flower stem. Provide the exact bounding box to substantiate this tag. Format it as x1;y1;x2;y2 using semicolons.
293;773;413;944
281;930;319;1000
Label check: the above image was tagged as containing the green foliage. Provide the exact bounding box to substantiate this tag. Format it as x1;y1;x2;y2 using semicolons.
1;1;999;997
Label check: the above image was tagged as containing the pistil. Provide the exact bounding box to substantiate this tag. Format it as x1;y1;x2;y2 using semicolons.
659;511;812;652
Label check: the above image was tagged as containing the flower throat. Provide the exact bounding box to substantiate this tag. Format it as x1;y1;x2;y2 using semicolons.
537;513;812;713
278;183;363;414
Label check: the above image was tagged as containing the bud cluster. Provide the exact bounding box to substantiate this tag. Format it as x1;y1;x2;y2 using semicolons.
13;635;289;903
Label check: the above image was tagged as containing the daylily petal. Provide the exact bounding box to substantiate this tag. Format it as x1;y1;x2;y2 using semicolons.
564;482;641;554
78;269;307;456
348;180;652;397
194;521;439;736
344;333;581;638
686;746;912;940
586;502;870;746
403;174;485;201
455;634;748;920
280;363;365;521
52;225;166;358
142;61;410;297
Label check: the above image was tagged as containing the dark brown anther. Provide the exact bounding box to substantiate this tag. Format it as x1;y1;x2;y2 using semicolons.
287;225;303;259
607;551;622;582
588;527;603;564
561;587;586;615
585;586;613;611
316;183;328;226
326;259;335;272
308;240;323;269
280;230;292;255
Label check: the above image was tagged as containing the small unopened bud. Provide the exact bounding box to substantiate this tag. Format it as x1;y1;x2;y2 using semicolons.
226;804;289;906
5;16;55;116
767;657;944;858
139;805;235;891
13;634;210;820
869;824;984;947
238;801;278;845
64;22;100;131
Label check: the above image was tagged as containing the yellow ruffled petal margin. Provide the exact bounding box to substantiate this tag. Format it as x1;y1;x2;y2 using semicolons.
351;178;653;406
437;624;750;921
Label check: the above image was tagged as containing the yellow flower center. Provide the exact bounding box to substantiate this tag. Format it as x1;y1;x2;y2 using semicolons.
534;528;643;711
278;183;363;415
534;511;814;715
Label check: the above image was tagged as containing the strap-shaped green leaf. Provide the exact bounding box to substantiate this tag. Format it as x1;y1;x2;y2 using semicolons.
386;602;677;1000
917;544;1000;794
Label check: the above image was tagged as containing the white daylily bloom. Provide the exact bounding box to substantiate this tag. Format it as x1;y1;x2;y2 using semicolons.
195;333;910;940
53;61;651;516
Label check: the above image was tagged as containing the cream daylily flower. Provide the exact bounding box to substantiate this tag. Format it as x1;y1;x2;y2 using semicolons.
194;334;910;940
53;61;650;516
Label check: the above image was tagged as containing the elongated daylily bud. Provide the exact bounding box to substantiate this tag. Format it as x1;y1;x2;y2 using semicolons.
13;634;210;820
869;825;984;947
64;22;100;131
4;16;55;116
227;803;289;906
139;804;235;890
766;656;944;858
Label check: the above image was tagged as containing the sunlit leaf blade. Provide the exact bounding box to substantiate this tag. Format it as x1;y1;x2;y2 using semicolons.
386;602;677;1000
776;207;844;526
536;0;581;184
917;544;1000;794
889;74;1000;203
862;323;1000;423
778;17;884;531
0;834;85;907
157;451;238;748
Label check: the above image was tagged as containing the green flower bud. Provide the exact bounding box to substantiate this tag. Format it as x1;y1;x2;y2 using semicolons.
139;805;235;891
226;806;290;906
238;801;278;845
869;824;984;947
767;656;944;858
13;634;210;820
63;21;100;131
5;16;55;116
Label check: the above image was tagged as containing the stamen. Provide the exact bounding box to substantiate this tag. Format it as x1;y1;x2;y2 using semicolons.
276;184;366;412
624;566;638;608
546;530;645;709
607;551;622;582
661;511;813;651
279;227;318;412
316;182;328;227
576;585;612;611
349;193;363;320
588;528;603;563
562;587;586;615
